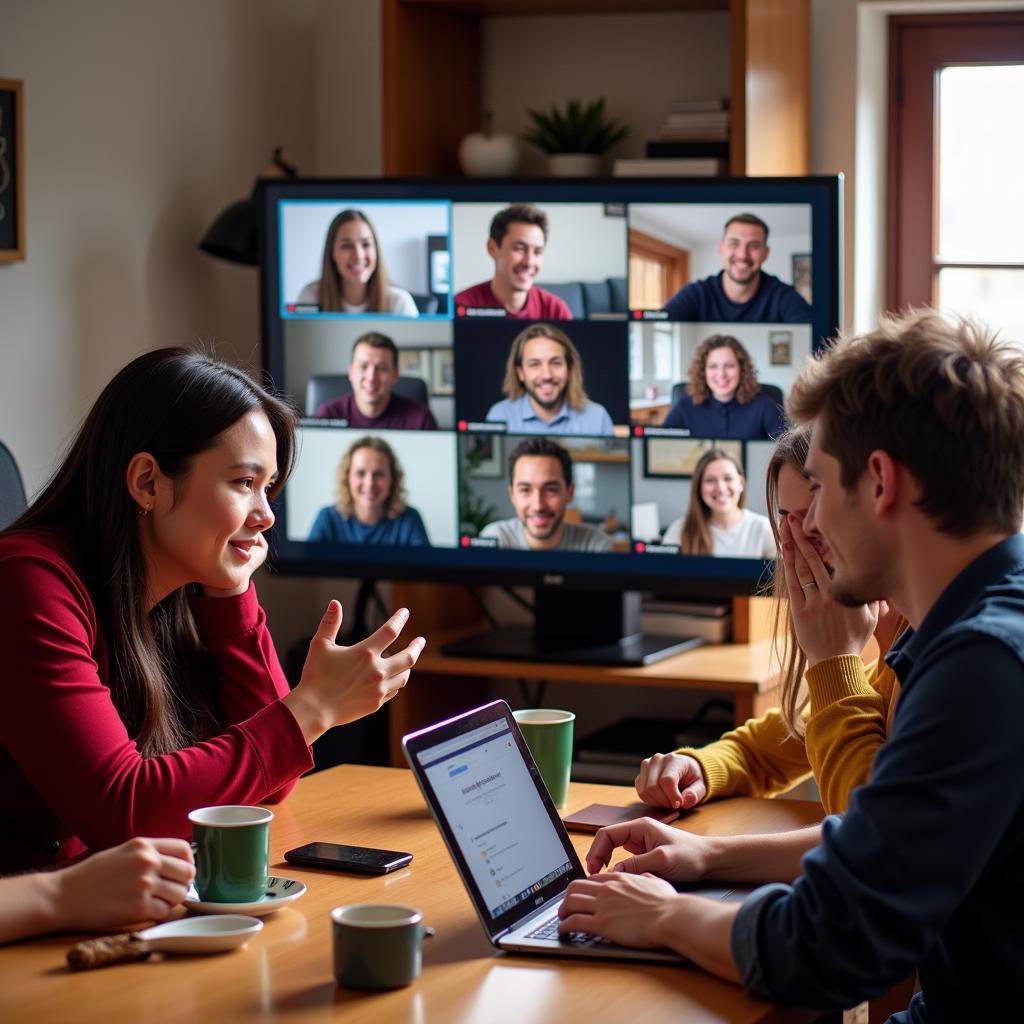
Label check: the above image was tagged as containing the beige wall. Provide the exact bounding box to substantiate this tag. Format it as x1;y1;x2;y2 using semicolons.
0;0;317;494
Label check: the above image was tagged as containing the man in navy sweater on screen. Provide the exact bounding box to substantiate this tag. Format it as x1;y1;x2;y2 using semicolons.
557;309;1024;1022
662;213;812;323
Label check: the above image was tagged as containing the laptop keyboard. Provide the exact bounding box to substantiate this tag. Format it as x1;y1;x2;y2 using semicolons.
525;914;608;947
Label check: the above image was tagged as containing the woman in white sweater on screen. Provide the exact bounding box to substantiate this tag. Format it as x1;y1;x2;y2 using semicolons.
297;209;419;316
662;447;776;559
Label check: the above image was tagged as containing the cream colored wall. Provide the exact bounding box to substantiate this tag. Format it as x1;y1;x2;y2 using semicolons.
314;0;382;175
0;0;317;495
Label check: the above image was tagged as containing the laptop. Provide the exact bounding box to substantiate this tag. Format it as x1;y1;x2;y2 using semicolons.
402;699;746;961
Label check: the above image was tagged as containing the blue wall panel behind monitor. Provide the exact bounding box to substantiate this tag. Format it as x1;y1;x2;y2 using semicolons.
258;176;842;600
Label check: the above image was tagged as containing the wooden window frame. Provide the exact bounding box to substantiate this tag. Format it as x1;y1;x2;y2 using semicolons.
887;12;1024;311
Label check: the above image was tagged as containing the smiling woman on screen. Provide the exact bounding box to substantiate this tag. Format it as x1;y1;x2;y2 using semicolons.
297;209;419;316
0;348;424;874
661;335;786;441
661;447;775;559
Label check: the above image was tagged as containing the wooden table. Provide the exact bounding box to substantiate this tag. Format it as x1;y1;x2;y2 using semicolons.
0;766;823;1024
390;635;781;765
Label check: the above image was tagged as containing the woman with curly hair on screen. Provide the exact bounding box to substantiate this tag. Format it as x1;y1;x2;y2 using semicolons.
662;334;785;440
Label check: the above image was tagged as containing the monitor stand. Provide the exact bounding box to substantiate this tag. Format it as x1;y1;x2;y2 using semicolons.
440;589;702;668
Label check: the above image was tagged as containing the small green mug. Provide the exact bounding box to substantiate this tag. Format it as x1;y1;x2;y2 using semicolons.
188;805;272;904
332;904;433;989
513;708;575;808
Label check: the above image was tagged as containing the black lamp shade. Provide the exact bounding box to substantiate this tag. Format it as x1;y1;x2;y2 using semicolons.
199;196;258;265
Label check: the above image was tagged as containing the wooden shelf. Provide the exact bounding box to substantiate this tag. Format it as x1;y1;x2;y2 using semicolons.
382;0;808;176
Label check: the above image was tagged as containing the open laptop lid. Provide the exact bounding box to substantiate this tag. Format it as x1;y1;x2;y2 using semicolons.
403;700;586;945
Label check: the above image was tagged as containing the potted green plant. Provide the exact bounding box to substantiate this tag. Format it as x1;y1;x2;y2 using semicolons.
522;97;629;177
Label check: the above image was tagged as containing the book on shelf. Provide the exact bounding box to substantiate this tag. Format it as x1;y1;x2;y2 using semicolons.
646;139;729;159
662;112;730;128
664;96;729;113
655;127;730;141
614;158;727;178
640;599;732;643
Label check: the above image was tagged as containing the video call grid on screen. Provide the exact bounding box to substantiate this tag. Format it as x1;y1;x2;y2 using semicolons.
260;177;841;597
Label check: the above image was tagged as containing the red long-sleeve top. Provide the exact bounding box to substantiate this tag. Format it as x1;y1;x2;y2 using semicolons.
0;528;314;872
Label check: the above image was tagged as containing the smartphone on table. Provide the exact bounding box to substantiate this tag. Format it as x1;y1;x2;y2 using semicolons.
284;842;413;875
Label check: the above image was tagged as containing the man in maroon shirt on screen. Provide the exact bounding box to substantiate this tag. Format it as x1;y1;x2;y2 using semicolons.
314;331;438;430
455;204;573;320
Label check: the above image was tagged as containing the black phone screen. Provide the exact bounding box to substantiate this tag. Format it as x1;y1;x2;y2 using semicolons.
284;842;413;874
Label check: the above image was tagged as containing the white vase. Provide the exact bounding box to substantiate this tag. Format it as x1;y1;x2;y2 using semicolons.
458;131;520;177
547;153;602;177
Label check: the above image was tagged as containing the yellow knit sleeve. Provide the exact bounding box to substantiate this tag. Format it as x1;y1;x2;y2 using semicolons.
804;654;900;815
676;707;813;802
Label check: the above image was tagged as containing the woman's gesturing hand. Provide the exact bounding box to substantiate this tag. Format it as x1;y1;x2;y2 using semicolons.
284;601;426;743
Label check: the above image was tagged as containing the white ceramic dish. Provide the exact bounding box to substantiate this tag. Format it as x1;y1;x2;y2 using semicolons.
183;875;307;916
137;914;263;953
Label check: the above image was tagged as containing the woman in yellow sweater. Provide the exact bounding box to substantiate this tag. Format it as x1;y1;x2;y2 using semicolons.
636;425;905;816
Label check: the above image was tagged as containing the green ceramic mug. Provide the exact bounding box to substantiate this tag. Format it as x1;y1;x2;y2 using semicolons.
332;904;433;989
513;708;575;808
188;805;273;903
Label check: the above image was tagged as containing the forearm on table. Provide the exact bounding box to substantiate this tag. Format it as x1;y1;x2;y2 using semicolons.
702;825;822;884
0;872;59;945
656;894;741;983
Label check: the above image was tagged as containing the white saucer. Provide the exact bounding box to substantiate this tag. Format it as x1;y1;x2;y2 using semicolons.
184;875;307;916
138;915;263;953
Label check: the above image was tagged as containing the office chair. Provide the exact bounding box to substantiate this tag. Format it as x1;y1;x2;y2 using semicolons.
306;374;430;416
0;441;28;530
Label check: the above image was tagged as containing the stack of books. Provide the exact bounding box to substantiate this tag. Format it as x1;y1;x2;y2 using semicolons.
614;97;730;178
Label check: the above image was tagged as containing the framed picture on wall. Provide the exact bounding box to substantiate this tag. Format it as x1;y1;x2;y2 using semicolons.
769;330;793;366
0;79;25;263
791;253;812;304
644;437;743;479
465;433;503;478
431;348;454;396
398;348;428;378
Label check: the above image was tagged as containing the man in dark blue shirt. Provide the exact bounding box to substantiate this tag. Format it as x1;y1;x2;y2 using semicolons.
662;213;812;323
557;309;1024;1022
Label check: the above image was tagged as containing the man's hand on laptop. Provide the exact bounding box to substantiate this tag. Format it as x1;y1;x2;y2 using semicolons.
557;872;678;948
583;817;712;880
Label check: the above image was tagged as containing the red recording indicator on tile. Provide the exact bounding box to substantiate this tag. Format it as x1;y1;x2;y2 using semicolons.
633;425;644;437
460;535;471;547
632;309;643;319
457;306;467;316
635;542;646;553
458;420;468;432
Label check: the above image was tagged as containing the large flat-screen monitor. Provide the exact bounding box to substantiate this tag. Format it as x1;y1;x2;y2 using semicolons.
258;176;842;661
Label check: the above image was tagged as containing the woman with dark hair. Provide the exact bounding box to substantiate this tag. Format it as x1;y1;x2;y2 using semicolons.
662;447;775;558
637;425;905;815
308;436;429;546
297;209;419;316
661;334;785;440
0;348;424;874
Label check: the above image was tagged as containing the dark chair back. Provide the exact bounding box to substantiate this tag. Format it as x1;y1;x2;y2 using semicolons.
0;441;28;530
306;374;430;416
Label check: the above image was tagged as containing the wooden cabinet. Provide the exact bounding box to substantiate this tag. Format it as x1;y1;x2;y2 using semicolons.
381;0;809;176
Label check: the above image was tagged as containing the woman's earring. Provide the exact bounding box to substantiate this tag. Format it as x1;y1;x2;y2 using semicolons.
138;505;151;517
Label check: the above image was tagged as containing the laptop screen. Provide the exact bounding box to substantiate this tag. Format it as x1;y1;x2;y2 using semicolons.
404;701;585;938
